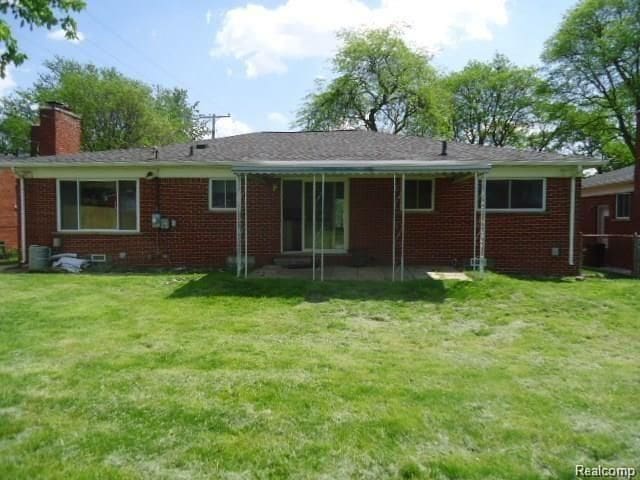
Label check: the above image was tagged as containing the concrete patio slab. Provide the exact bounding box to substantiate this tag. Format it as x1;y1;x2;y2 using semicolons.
424;267;472;281
249;264;471;282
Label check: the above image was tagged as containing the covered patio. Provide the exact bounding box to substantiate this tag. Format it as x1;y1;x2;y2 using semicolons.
232;158;491;281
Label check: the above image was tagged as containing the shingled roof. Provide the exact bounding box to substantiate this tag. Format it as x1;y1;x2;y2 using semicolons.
0;130;598;167
582;165;634;189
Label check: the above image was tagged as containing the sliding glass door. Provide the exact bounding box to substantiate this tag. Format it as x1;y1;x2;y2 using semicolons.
304;181;345;251
282;179;347;252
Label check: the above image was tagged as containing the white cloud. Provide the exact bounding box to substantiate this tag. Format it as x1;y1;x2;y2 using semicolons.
212;0;508;77
215;117;253;138
206;9;213;25
0;67;16;97
267;111;288;127
47;28;85;44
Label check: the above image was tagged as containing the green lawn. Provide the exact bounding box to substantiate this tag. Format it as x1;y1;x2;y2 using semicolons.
0;271;638;479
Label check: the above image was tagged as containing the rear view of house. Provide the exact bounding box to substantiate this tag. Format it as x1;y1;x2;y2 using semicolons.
1;103;598;277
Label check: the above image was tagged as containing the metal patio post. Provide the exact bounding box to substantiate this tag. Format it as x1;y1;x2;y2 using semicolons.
244;174;248;278
236;175;241;278
321;173;325;281
401;174;405;281
392;174;397;281
312;175;316;281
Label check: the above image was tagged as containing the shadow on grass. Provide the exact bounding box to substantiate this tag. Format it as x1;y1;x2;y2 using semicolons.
168;272;451;303
581;267;636;280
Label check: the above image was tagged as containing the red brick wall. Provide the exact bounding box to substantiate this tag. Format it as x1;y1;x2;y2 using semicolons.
350;177;474;267
485;178;579;276
581;193;634;270
0;169;18;249
22;175;579;275
350;177;579;276
22;177;280;267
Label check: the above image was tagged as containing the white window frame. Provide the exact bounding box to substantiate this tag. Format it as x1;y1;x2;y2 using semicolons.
56;178;140;233
615;192;632;220
478;178;547;213
209;178;237;211
403;178;435;212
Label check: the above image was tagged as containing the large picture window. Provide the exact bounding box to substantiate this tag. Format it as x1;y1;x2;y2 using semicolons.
58;180;138;231
479;179;545;211
404;179;434;210
210;179;236;209
616;193;631;219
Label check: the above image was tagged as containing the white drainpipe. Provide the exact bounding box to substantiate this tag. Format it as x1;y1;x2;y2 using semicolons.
17;173;26;264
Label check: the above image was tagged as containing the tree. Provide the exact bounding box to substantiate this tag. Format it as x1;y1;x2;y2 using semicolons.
0;0;85;77
445;54;540;147
0;57;206;154
542;0;640;170
296;28;447;135
153;86;208;142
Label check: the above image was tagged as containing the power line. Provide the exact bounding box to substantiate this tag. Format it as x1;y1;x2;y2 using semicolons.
199;113;232;139
80;36;149;80
84;10;191;91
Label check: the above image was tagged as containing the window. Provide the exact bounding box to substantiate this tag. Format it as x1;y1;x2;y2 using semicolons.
479;179;545;211
58;180;138;231
210;179;236;209
616;193;631;219
404;179;434;210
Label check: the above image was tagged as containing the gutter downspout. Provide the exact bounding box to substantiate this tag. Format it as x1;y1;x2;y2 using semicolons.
473;172;478;271
569;172;577;267
12;170;27;264
479;173;487;275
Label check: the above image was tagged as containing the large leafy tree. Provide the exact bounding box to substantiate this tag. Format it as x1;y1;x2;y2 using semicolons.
446;54;540;147
0;57;207;154
0;0;85;77
542;0;640;171
296;28;447;135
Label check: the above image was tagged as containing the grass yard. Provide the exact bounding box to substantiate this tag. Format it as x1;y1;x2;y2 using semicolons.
0;271;638;479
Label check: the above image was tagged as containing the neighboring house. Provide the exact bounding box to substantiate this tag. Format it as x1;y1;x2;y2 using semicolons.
0;103;600;277
0;165;18;250
581;165;637;270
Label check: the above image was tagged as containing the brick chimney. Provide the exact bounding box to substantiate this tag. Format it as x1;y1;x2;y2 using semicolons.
31;101;81;156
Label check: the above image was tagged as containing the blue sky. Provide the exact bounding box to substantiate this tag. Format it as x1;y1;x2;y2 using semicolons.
1;0;577;137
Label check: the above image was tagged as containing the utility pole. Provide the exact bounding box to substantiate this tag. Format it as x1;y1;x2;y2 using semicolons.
198;113;231;139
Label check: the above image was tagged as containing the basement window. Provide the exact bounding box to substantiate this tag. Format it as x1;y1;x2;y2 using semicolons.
478;179;545;211
58;180;139;231
616;193;631;219
209;179;236;210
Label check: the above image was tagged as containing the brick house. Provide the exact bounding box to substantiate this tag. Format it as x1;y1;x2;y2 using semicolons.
0;103;601;277
581;165;637;270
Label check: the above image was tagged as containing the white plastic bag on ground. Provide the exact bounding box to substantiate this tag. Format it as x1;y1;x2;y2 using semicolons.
52;256;90;273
